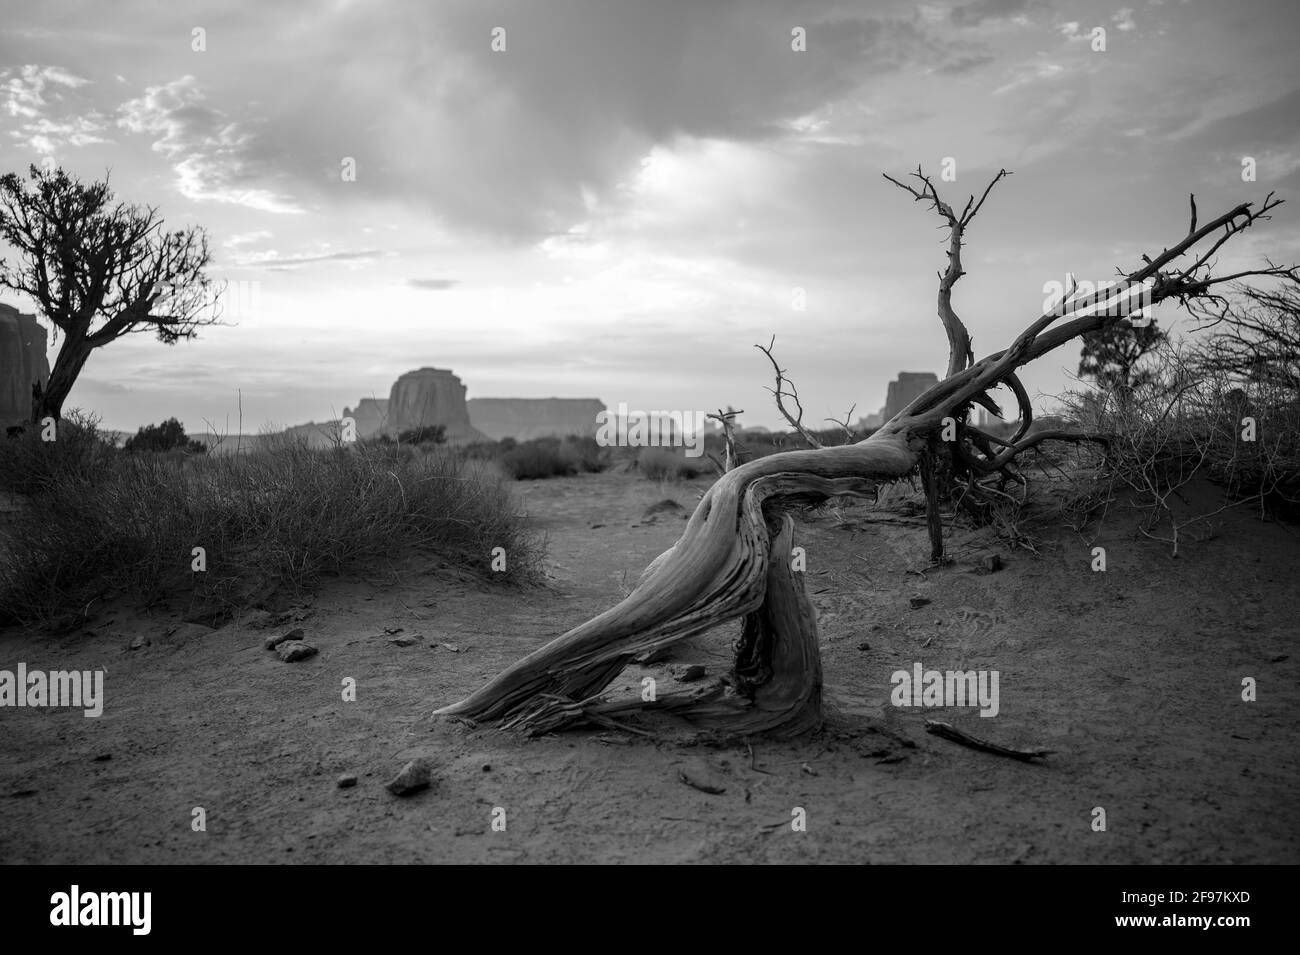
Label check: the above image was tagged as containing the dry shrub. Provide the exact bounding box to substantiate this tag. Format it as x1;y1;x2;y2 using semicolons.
0;436;543;628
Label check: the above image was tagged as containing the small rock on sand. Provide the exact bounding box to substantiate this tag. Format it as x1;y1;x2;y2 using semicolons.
677;758;726;795
276;641;317;662
386;758;434;796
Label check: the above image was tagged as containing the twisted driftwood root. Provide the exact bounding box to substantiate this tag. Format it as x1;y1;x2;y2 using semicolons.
434;426;919;734
496;514;826;739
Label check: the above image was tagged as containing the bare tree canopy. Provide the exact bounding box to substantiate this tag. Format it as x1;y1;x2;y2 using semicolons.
0;164;217;423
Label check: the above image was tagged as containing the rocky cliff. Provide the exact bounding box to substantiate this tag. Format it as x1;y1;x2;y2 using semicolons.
467;397;606;441
386;367;486;442
882;371;939;422
0;303;50;427
341;397;389;439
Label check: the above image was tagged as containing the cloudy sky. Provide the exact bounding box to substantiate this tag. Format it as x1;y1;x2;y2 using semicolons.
2;0;1298;434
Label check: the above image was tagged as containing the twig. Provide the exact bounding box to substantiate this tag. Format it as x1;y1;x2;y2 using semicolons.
924;719;1054;762
755;336;823;448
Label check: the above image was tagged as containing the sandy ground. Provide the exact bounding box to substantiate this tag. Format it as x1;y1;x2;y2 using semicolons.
1;470;1297;864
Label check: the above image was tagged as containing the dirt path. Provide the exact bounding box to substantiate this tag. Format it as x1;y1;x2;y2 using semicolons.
2;471;1297;863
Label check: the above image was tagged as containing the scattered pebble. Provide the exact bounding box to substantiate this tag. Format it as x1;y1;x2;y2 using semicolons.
384;626;404;635
857;642;871;652
386;758;434;796
677;758;726;795
909;596;931;609
93;753;112;762
434;642;461;653
388;635;418;647
276;641;318;663
128;634;149;651
337;774;358;789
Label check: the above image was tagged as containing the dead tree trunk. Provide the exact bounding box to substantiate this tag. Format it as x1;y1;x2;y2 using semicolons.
436;169;1292;738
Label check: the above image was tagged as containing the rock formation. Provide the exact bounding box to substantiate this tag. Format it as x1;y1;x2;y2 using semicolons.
0;303;50;427
467;397;606;441
341;397;389;440
274;373;608;446
385;367;486;442
881;371;939;423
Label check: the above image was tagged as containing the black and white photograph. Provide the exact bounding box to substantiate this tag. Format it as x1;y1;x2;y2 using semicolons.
1;0;1297;897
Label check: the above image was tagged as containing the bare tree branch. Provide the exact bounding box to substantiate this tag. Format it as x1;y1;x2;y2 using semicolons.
755;336;823;449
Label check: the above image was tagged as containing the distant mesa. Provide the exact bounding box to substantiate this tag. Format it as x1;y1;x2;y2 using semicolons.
385;367;486;442
467;397;607;442
857;371;939;431
0;303;50;428
884;371;939;421
341;397;388;436
855;410;884;430
341;368;607;443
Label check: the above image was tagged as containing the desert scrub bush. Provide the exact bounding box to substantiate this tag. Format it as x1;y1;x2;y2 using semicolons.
637;447;706;481
0;408;116;496
1058;340;1300;551
0;437;544;628
501;437;572;480
396;424;446;445
124;416;207;454
457;435;605;479
456;439;504;464
558;435;608;473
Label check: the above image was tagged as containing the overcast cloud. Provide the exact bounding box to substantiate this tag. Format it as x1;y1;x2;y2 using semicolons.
1;0;1297;432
